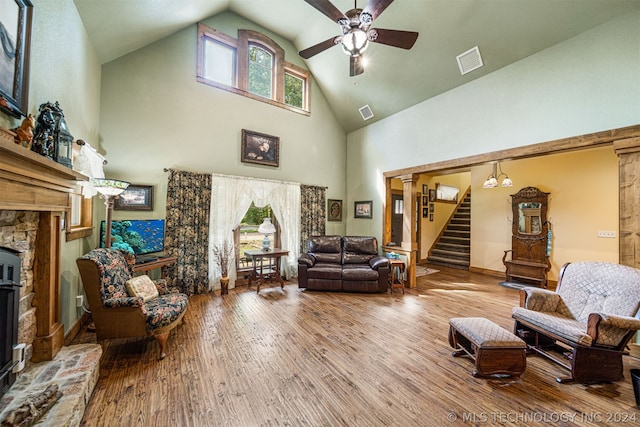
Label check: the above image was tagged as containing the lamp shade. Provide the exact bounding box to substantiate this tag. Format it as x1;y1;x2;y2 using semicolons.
341;28;369;57
258;218;276;234
91;178;130;196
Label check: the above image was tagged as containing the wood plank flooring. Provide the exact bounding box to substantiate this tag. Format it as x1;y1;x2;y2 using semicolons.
74;266;640;426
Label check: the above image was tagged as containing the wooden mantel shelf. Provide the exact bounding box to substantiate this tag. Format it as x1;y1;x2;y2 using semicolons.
0;127;87;211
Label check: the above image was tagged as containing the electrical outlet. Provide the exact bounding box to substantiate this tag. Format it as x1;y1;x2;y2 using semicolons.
76;295;84;308
597;230;616;238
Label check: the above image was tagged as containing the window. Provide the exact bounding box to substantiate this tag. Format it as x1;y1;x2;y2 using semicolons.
203;39;236;86
285;71;304;109
197;24;310;114
65;185;94;241
234;203;280;272
248;45;273;98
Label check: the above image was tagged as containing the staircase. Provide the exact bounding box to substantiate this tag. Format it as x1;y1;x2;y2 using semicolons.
426;190;471;270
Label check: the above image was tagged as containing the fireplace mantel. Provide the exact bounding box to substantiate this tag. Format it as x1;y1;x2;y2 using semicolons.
0;128;86;211
0;127;87;361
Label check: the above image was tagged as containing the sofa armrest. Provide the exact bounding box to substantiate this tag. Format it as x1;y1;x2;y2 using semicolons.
103;296;143;308
588;312;640;347
519;287;561;312
369;256;390;270
298;253;316;268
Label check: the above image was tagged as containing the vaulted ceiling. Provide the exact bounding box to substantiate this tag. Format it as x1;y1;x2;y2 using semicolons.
73;0;640;132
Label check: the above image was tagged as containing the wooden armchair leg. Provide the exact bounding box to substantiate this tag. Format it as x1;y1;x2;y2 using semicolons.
154;332;170;360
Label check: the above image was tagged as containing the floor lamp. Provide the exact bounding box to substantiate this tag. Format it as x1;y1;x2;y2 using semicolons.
91;178;130;248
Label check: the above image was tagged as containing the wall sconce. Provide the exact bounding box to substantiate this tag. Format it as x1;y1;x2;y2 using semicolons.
91;178;130;248
258;217;276;251
483;162;513;188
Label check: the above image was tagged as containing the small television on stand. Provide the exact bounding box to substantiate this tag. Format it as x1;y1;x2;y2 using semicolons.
100;219;165;262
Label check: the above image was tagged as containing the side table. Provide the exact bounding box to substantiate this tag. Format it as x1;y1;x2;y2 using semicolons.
389;258;405;294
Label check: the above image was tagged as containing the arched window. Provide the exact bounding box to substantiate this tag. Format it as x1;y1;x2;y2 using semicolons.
197;24;310;114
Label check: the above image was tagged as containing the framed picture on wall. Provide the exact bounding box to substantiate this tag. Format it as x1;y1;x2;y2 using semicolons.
428;189;436;202
327;199;343;221
0;0;33;118
429;203;434;213
354;201;372;219
422;207;428;218
241;129;279;167
422;195;428;206
429;213;434;222
436;183;459;203
422;184;428;194
114;185;154;211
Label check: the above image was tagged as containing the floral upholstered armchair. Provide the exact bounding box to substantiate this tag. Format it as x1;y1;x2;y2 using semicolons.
512;261;640;383
76;248;188;360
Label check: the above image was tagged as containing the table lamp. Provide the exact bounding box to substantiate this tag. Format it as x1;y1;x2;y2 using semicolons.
91;178;130;248
258;217;276;251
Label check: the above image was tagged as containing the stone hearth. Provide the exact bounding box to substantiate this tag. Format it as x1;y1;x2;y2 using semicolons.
0;344;101;426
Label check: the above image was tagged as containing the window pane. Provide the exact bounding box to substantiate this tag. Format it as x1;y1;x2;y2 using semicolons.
285;73;304;108
394;199;404;215
248;45;272;98
204;39;235;86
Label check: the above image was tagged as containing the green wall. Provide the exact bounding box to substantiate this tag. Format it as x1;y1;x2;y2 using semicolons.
98;11;347;238
345;11;640;269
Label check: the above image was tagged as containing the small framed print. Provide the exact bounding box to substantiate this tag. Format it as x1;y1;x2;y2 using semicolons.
422;195;428;206
422;207;428;218
429;203;434;213
429;189;437;202
429;213;434;222
328;199;343;222
114;185;153;211
422;184;428;194
354;201;372;219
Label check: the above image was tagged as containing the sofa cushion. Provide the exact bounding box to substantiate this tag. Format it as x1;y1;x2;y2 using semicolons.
512;306;592;346
342;265;378;281
314;253;343;264
556;261;640;323
307;263;343;280
307;235;342;253
343;236;378;264
142;293;189;333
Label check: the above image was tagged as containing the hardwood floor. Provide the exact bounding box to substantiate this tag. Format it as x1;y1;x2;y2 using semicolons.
75;266;640;426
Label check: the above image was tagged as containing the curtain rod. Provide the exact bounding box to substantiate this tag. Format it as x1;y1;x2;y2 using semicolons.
163;168;326;189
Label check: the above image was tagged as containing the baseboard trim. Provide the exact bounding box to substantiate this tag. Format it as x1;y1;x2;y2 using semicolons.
64;311;91;346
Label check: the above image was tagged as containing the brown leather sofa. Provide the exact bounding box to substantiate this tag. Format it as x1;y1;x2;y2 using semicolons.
298;235;390;293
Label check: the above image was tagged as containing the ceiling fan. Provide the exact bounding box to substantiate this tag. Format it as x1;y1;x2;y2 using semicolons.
299;0;419;76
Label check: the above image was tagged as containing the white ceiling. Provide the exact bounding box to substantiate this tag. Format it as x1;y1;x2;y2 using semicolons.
73;0;640;132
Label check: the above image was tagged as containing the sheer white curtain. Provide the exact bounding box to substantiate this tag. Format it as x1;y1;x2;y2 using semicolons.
208;174;301;290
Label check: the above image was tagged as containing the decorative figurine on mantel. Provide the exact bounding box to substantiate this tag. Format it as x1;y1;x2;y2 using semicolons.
31;102;57;160
31;101;74;168
13;114;35;148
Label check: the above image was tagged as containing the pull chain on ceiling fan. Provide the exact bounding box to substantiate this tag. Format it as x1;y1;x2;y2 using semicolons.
299;0;419;76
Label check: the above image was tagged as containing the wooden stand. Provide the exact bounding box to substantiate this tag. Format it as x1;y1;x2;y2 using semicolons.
388;259;405;294
132;256;177;278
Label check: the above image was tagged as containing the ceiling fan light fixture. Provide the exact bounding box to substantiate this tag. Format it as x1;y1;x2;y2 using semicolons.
341;28;369;56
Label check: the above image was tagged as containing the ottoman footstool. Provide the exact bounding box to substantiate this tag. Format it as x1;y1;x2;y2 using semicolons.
448;317;526;378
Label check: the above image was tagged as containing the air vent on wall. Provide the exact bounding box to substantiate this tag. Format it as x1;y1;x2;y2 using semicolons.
456;46;483;75
359;104;374;121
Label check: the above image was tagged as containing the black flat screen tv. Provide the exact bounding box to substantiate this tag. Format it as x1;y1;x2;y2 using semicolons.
100;219;165;255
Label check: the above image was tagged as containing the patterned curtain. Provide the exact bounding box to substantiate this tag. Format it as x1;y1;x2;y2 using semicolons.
300;184;326;253
164;169;212;295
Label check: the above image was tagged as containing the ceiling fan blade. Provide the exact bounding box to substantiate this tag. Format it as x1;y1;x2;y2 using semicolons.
370;28;419;50
299;37;340;59
361;0;394;22
303;0;347;23
350;56;365;77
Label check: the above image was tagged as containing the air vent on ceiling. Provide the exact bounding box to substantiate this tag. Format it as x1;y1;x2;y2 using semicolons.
359;104;374;121
456;46;483;75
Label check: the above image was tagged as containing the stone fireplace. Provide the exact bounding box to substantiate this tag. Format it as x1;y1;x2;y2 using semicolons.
0;129;86;366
